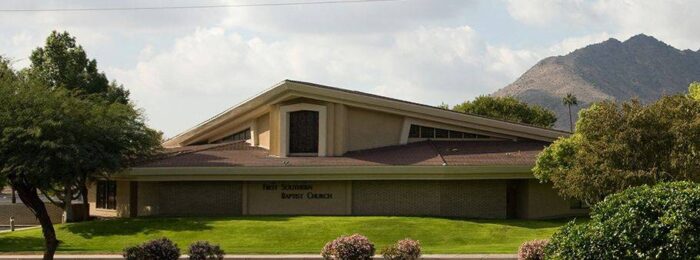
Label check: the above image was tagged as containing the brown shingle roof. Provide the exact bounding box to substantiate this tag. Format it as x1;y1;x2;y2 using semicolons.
138;140;548;168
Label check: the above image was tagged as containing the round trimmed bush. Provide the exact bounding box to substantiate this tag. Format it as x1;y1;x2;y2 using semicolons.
321;234;375;260
517;239;548;260
123;237;181;260
188;241;225;260
546;181;700;259
381;238;421;260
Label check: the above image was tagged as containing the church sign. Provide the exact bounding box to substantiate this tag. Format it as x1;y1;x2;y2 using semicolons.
247;181;349;215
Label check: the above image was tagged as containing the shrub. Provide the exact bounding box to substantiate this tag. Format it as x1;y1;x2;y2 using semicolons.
546;181;700;259
188;241;225;260
122;245;142;260
123;237;181;260
517;239;548;260
321;234;375;260
381;238;421;260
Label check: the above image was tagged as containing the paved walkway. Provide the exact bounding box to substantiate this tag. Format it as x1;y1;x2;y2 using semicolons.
0;254;517;260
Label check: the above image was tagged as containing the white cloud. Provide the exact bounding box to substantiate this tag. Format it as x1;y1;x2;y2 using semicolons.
109;24;541;137
506;0;700;50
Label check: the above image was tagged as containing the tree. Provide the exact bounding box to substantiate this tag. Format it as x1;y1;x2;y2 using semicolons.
451;96;557;128
533;83;700;204
690;81;700;101
0;72;161;259
25;31;129;104
546;182;700;259
562;93;578;132
24;31;135;221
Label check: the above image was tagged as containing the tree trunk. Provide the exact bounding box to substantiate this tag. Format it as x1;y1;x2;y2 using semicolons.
568;105;573;132
62;180;74;223
9;175;58;260
79;181;89;221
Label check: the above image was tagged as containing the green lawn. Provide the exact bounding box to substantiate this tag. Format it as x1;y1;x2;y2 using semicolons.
0;216;577;254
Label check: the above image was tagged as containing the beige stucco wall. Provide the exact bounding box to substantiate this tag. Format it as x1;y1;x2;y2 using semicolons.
246;181;350;215
256;113;270;149
345;107;404;152
88;180;131;218
352;180;508;218
516;179;588;219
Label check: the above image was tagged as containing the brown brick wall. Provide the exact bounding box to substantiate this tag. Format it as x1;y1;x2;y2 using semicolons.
351;180;507;218
136;181;243;217
516;179;588;219
86;179;585;220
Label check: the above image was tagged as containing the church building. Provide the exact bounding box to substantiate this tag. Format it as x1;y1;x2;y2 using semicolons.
88;80;587;219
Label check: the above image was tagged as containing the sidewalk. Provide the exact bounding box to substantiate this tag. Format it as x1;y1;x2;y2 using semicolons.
0;254;517;260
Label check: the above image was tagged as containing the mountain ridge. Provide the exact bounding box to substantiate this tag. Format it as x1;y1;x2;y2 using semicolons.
493;34;700;130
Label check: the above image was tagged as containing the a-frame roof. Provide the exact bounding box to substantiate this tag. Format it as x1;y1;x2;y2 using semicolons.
163;80;569;147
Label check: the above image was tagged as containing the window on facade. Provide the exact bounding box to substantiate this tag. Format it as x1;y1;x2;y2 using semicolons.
409;124;491;140
420;127;435;138
219;128;251;142
408;124;420;138
96;181;117;210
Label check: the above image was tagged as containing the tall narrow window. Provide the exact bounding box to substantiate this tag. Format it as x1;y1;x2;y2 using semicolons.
96;181;117;210
289;110;319;154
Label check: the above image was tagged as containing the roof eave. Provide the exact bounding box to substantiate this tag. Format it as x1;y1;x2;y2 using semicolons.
115;165;536;181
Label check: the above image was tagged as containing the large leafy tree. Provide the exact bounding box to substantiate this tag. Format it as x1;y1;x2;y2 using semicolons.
533;84;700;204
25;31;129;104
0;64;160;259
451;96;557;128
24;31;138;221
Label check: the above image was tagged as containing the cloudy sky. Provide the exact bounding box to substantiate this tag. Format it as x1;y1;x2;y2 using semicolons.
1;0;699;137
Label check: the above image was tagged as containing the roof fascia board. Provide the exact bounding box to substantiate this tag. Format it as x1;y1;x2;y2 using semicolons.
116;165;535;181
163;81;290;147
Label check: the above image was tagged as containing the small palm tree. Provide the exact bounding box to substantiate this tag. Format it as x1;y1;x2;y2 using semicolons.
563;93;578;132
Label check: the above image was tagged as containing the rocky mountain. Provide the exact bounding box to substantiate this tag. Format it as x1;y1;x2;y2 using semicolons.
493;34;700;130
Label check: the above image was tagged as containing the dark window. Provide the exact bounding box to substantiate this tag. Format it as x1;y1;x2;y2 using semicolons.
289;110;319;154
435;128;449;138
407;124;493;140
463;133;478;139
420;127;435;138
96;181;117;210
449;130;463;139
408;124;420;138
219;128;251;142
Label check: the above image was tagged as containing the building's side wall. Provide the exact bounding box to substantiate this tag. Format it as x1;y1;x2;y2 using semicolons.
0;203;64;225
345;107;404;152
517;179;589;219
246;181;350;215
352;180;507;218
93;179;587;219
136;181;243;217
88;180;131;218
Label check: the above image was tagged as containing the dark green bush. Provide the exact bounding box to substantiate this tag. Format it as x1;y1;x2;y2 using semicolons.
188;241;225;260
123;237;181;260
546;181;700;259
